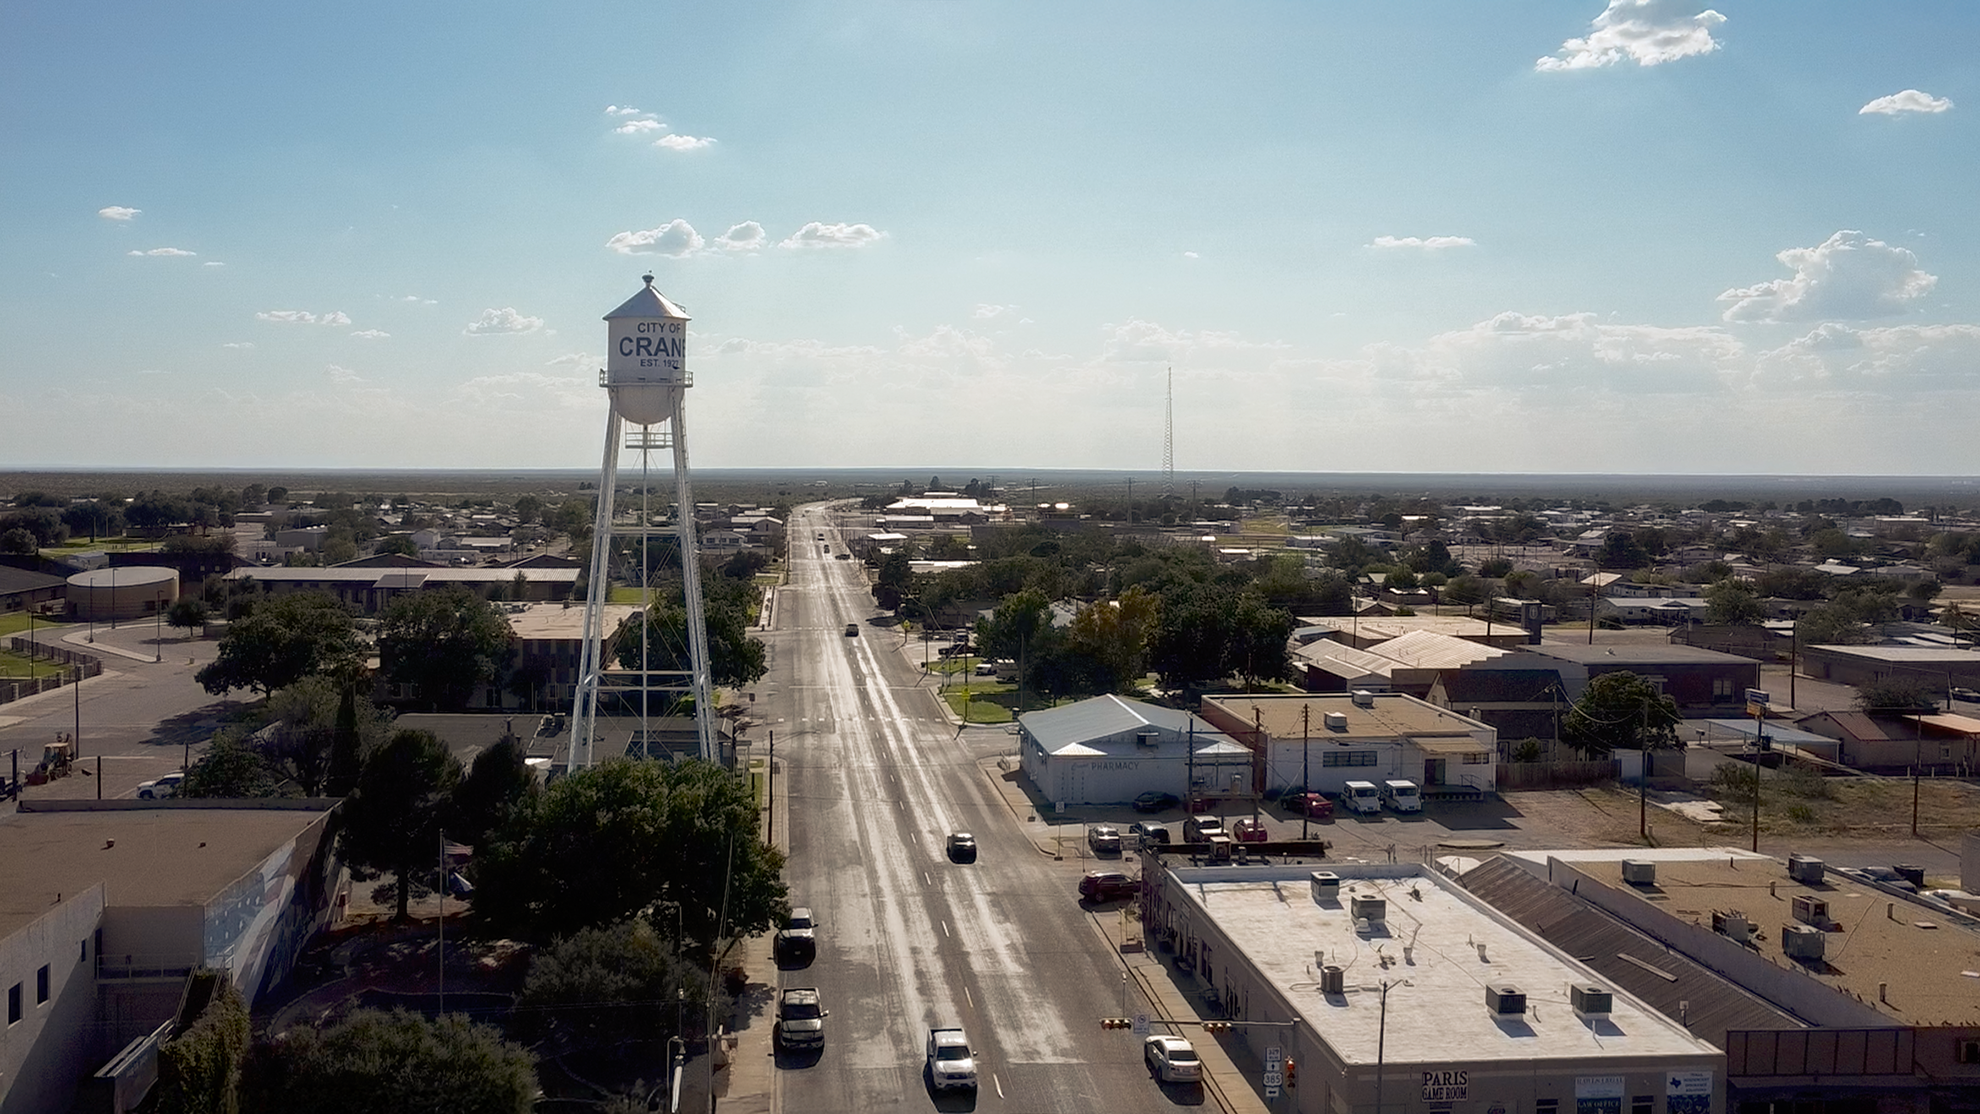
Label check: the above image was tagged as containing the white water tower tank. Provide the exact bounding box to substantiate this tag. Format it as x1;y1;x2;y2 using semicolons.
603;274;690;426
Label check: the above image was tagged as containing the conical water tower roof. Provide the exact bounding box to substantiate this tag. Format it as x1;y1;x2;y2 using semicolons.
603;274;689;321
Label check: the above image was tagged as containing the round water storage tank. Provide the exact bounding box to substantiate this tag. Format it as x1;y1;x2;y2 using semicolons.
67;566;178;622
602;274;691;427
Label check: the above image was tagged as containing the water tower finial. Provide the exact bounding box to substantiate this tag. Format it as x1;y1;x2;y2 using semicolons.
642;273;654;287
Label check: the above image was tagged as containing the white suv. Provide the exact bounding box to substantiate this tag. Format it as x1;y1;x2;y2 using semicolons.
137;772;185;800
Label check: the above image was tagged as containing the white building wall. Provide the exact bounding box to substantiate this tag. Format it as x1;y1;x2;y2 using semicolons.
0;887;104;1114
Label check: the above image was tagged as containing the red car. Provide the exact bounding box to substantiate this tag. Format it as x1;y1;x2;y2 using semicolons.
1079;871;1138;902
1231;818;1269;842
1295;793;1334;820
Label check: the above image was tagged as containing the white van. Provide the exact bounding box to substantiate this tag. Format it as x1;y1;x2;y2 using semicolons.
1341;781;1382;814
1382;779;1422;813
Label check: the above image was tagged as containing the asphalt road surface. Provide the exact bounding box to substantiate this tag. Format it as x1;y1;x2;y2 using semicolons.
756;506;1179;1114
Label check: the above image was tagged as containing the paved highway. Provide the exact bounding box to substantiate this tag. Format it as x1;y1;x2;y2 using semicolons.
757;505;1182;1113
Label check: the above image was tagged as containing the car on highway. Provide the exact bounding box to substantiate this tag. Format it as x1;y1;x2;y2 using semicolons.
775;987;828;1049
137;772;184;800
834;552;850;560
1079;870;1138;902
1953;687;1980;703
1144;1035;1203;1084
776;907;817;961
1087;825;1122;854
1132;791;1179;813
946;832;977;862
1128;821;1171;848
926;1027;977;1091
844;623;859;637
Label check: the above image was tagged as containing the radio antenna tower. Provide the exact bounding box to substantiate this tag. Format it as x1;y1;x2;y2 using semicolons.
1162;367;1175;499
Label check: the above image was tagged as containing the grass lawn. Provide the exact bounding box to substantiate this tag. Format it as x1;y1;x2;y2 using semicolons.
0;649;67;680
0;613;70;637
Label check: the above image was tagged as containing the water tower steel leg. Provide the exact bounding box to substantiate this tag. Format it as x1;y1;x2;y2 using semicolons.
571;409;624;772
669;391;717;762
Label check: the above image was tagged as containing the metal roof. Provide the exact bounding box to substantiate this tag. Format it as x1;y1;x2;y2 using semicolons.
603;276;689;320
1369;629;1507;670
1018;695;1227;752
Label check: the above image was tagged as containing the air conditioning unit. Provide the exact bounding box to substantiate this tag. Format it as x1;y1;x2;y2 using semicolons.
1791;895;1830;927
1324;711;1349;731
1787;854;1825;885
1321;965;1345;995
1570;983;1613;1018
1711;910;1752;945
1350;894;1387;928
1310;871;1341;903
1485;984;1527;1017
1781;923;1826;960
1351;689;1376;708
1621;859;1657;885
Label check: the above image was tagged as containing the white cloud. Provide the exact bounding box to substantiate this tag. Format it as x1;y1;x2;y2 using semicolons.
1370;235;1476;251
127;247;196;257
606;219;705;257
1754;323;1980;391
1182;251;1200;260
1537;0;1726;72
350;329;390;339
779;222;886;250
451;369;595;411
328;365;365;383
1859;89;1953;116
221;342;254;350
256;310;352;325
1099;319;1288;364
1719;230;1937;323
97;206;141;221
973;304;1018;321
615;119;665;135
605;104;644;117
399;294;437;305
654;134;715;151
463;307;545;336
714;222;765;252
203;261;224;267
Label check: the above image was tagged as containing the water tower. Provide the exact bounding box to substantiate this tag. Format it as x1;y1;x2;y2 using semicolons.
569;274;716;769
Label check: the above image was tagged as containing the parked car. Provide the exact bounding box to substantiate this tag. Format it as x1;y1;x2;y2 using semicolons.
1132;791;1179;813
835;552;850;560
1952;687;1980;703
1144;1035;1203;1084
946;832;977;862
844;623;859;637
926;1027;977;1091
1128;821;1171;847
1230;818;1269;842
1087;825;1122;854
776;907;818;961
1079;871;1138;902
1182;816;1224;842
1294;792;1334;820
136;772;185;800
775;987;828;1049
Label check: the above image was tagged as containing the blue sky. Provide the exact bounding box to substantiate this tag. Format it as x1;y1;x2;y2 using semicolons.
3;2;1976;475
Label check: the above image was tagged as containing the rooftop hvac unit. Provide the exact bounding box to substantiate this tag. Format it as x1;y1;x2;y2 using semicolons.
1791;895;1830;927
1351;690;1376;708
1893;864;1926;889
1787;854;1825;885
1711;910;1752;945
1324;711;1349;731
1621;859;1657;885
1570;983;1613;1018
1781;923;1825;960
1321;965;1345;995
1310;871;1341;903
1350;894;1387;927
1485;985;1527;1017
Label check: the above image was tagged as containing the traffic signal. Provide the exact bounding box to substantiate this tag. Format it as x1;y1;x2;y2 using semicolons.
1201;1021;1232;1033
1101;1017;1133;1029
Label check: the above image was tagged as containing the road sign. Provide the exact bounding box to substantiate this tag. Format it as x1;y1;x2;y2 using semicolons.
1133;1013;1149;1035
1266;1085;1281;1099
1264;1070;1285;1087
1266;1045;1284;1069
1745;689;1771;706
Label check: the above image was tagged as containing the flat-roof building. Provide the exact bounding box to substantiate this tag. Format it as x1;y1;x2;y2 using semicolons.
1197;692;1497;800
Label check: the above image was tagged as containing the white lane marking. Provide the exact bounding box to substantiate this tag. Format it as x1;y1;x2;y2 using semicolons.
964;985;973;1010
993;1074;1004;1100
941;920;950;939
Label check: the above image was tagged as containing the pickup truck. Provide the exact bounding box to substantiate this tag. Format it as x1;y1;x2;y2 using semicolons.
926;1027;977;1091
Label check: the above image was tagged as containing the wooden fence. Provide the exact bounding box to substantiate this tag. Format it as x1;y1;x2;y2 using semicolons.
1494;759;1618;789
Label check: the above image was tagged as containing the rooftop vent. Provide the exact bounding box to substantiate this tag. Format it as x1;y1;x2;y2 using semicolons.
1350;894;1387;928
1324;711;1349;731
1791;895;1830;928
1787;854;1825;885
1135;730;1159;748
1621;859;1657;885
1570;983;1613;1018
1711;910;1752;945
1485;984;1527;1017
1320;965;1345;995
1351;690;1376;708
1310;871;1341;904
1781;923;1826;960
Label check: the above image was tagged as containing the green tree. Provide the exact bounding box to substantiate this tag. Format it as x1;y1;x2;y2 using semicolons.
339;730;462;920
472;758;788;951
1560;672;1681;759
375;535;420;558
512;493;544;524
1597;531;1652;570
196;592;362;698
515;920;703;1056
377;585;515;710
1703;579;1767;625
167;597;208;640
451;725;540;849
154;973;250;1114
615;576;768;691
1442;575;1486;609
182;729;286;799
242;1010;535;1114
974;588;1053;663
261;676;393;796
0;528;36;555
1062;586;1159;692
1853;676;1938;712
1477;557;1514;579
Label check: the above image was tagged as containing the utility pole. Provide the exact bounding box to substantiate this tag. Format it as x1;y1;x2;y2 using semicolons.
1301;705;1312;840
